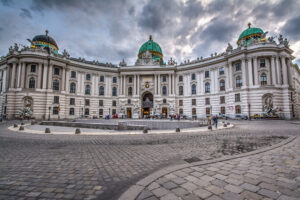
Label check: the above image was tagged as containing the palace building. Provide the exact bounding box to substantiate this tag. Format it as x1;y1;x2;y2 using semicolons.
0;24;300;120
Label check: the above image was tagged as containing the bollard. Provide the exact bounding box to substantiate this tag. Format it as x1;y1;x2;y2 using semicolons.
176;128;180;132
75;128;81;134
13;124;18;128
19;126;24;131
45;128;51;133
208;125;212;130
223;124;227;127
21;122;25;125
143;127;149;134
227;122;230;125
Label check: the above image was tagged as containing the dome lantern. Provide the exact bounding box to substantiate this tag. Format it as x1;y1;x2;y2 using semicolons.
29;30;59;54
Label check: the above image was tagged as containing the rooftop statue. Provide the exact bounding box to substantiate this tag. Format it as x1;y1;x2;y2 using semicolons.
226;43;233;52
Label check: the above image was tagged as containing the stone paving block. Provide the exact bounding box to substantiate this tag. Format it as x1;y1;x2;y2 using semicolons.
258;188;280;199
193;188;212;199
148;182;160;190
244;177;261;185
213;174;227;180
224;184;243;194
241;182;260;192
241;190;264;200
151;187;169;197
162;181;178;190
190;171;203;178
205;185;225;195
171;187;189;197
206;195;223;200
144;196;159;200
225;178;243;185
25;192;41;197
258;182;278;191
200;175;215;182
172;177;187;185
277;195;299;200
137;190;153;200
211;180;227;188
182;193;200;200
161;193;180;200
181;182;198;192
164;173;177;180
221;191;244;200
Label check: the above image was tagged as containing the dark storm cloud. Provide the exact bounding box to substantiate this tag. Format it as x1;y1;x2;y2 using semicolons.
282;15;300;40
20;8;32;19
0;0;300;64
1;0;12;6
0;27;3;32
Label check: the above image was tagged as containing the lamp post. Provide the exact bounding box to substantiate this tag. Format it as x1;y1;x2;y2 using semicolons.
48;106;51;121
248;103;251;120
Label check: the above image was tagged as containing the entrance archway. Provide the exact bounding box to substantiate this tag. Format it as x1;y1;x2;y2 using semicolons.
127;108;132;118
141;92;153;118
162;107;168;118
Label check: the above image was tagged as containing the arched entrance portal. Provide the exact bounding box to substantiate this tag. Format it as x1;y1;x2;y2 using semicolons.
141;92;153;118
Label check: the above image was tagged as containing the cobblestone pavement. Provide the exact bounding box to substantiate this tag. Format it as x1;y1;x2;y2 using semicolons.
0;120;299;200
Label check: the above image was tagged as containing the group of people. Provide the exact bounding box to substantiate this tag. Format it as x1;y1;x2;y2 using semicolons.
211;115;219;128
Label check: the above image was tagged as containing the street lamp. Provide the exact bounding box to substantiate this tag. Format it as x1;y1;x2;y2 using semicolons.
248;103;251;120
48;106;51;121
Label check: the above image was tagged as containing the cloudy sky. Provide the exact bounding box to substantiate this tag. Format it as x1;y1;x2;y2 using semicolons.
1;0;300;65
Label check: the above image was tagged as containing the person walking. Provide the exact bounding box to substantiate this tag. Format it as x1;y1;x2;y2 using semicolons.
214;115;218;128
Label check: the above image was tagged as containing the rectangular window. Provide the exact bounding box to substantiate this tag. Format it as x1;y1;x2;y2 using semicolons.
99;109;103;116
54;67;60;75
112;109;116;115
112;77;117;83
206;107;210;115
219;67;224;75
235;63;241;71
85;108;89;116
179;100;183;106
220;96;225;104
53;107;59;115
112;100;116;106
221;106;226;114
235;93;241;102
162;76;167;82
85;99;90;106
100;76;104;82
69;108;74;115
70;98;75;105
235;105;241;114
30;65;36;73
192;108;196;115
53;96;59;104
260;59;265;67
71;71;76;78
205;98;210;105
192;99;196;106
205;71;209;78
99;100;103;106
179;108;183;115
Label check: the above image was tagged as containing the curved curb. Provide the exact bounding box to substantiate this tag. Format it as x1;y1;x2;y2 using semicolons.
118;136;296;200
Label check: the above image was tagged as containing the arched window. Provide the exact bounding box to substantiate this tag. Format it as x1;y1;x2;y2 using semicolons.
85;85;91;95
191;84;196;95
162;86;167;95
191;73;196;80
128;87;133;96
219;80;225;91
53;79;59;90
179;86;183;96
29;77;35;88
260;73;267;85
99;86;104;96
70;82;76;93
236;76;242;88
179;76;183;82
112;87;117;96
205;82;210;93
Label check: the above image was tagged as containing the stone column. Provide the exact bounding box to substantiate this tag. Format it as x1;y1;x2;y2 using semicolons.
134;75;137;95
65;69;70;93
17;61;22;88
187;74;191;96
271;56;277;85
157;74;160;95
137;75;140;95
10;63;16;88
61;67;66;91
48;64;53;89
2;69;7;92
154;74;157;95
42;64;48;89
276;56;281;85
20;63;25;88
37;63;42;89
281;57;288;85
228;62;233;90
120;75;123;95
214;69;218;93
168;74;171;95
172;73;175;95
247;58;253;87
287;59;293;87
266;58;271;85
241;59;247;87
253;57;258;86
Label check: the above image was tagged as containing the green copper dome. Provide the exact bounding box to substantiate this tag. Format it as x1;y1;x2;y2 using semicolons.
237;23;264;45
138;35;163;61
